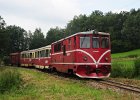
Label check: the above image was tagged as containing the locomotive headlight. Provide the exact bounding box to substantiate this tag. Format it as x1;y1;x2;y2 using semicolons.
83;56;88;61
105;57;109;61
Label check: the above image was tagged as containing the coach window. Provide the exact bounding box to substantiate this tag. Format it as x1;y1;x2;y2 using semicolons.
41;51;43;57
48;50;50;57
46;50;49;57
21;54;23;58
93;37;99;48
37;52;39;58
24;54;26;58
32;53;35;58
40;51;42;57
101;37;109;48
43;50;45;57
80;36;90;48
25;53;28;58
35;52;37;58
42;50;44;57
30;53;32;58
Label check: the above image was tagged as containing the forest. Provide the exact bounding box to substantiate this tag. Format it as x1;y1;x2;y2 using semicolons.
0;9;140;59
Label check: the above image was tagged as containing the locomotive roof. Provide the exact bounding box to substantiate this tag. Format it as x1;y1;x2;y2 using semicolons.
52;30;109;44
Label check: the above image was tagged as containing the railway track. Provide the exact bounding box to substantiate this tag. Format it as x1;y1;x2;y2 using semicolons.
99;79;140;94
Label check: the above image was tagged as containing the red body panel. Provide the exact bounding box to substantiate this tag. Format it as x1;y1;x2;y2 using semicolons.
20;58;32;67
33;57;51;68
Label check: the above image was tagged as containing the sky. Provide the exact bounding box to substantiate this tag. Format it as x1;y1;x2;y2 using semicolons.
0;0;140;35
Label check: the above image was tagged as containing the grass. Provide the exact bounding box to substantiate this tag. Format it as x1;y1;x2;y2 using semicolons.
0;66;137;100
134;58;140;77
112;49;140;59
0;67;22;94
111;49;140;79
111;61;135;78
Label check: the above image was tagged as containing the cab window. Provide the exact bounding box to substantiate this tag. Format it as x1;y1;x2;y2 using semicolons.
80;37;90;48
93;37;99;48
101;37;109;48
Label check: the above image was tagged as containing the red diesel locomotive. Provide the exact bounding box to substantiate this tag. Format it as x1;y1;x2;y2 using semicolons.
10;30;111;78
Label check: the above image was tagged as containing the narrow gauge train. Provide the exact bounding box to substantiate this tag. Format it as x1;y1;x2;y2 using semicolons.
10;30;111;78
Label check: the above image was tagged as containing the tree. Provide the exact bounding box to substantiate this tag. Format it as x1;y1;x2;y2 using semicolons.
46;27;65;45
66;14;89;35
122;10;140;50
6;25;27;53
0;16;8;57
29;28;45;49
0;16;6;29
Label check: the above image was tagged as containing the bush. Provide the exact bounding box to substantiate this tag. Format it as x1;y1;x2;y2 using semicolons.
111;62;134;78
3;56;10;66
0;69;22;94
134;59;140;77
128;54;138;58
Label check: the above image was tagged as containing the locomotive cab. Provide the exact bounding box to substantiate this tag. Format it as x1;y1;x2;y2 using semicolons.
75;30;111;78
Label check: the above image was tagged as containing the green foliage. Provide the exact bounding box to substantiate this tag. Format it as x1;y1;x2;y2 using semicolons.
122;9;140;51
65;9;140;53
0;68;22;94
0;16;6;29
6;25;29;52
3;56;10;65
111;61;135;78
112;49;140;78
134;58;140;77
0;16;8;57
0;66;132;100
46;27;66;45
1;9;140;56
30;28;45;49
112;49;140;59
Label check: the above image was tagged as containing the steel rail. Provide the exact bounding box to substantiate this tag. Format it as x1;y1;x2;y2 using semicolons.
100;79;140;93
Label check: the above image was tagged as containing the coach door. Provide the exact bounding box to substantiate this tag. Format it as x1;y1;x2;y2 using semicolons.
62;40;68;72
63;45;66;56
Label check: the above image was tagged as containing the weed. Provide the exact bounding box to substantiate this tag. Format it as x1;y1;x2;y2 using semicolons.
0;68;22;94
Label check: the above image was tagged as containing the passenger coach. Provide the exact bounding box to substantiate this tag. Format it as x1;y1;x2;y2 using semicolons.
50;30;111;78
18;45;51;69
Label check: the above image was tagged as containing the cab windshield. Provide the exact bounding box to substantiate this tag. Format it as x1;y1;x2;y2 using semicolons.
101;37;109;48
80;37;90;48
92;37;99;48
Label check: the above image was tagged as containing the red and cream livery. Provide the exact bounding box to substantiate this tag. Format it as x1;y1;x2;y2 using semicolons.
20;45;51;69
10;30;111;78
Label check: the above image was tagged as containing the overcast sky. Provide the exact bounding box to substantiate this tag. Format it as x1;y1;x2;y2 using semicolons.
0;0;140;34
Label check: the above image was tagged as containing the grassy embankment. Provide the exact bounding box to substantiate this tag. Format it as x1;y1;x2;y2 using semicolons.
0;66;138;100
111;49;140;79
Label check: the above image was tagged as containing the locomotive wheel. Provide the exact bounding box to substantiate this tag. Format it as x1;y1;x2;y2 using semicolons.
68;69;73;75
48;67;56;72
